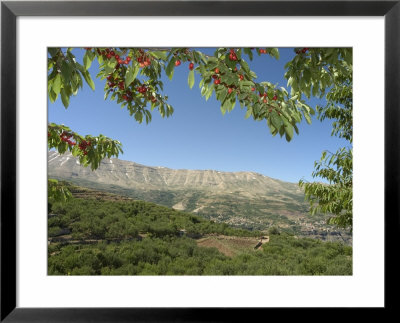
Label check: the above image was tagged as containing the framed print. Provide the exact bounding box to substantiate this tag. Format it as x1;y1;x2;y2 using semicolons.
1;0;398;321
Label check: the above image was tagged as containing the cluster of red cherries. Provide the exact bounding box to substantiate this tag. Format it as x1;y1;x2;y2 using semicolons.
296;48;310;54
136;50;152;67
229;49;238;61
106;75;123;91
59;132;76;146
59;131;91;155
78;140;91;155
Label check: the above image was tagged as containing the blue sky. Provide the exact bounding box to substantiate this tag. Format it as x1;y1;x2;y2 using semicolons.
48;48;348;183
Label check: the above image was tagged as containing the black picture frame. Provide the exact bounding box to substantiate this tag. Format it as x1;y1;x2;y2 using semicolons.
1;0;398;321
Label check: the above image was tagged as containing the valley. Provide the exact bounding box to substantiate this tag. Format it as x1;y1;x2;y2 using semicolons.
48;151;352;244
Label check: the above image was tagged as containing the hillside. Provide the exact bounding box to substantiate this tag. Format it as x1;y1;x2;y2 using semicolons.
48;187;352;275
48;151;352;244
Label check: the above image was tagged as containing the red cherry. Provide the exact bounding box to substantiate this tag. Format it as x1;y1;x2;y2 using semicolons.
215;68;220;74
273;95;277;100
214;79;221;85
115;55;120;59
189;62;194;70
175;60;181;66
126;56;131;62
251;87;255;91
110;51;115;56
228;88;233;94
118;59;123;64
263;99;267;103
239;75;244;81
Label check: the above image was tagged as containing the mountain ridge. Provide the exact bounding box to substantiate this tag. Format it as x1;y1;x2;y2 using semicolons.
48;150;302;194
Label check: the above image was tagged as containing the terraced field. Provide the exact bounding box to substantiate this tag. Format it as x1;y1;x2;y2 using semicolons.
196;235;269;257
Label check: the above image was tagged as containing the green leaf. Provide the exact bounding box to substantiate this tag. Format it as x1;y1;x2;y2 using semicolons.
269;48;280;60
270;111;282;129
83;51;93;70
60;88;70;108
52;74;62;96
312;84;319;97
293;123;299;135
48;89;57;103
244;48;253;61
150;51;168;60
188;69;195;89
165;58;176;80
82;71;95;90
240;60;250;74
205;85;214;101
244;107;252;119
60;61;72;84
303;69;311;83
285;124;294;141
216;87;228;103
292;111;302;123
220;105;227;116
125;64;140;87
304;112;312;124
221;98;234;114
48;48;59;57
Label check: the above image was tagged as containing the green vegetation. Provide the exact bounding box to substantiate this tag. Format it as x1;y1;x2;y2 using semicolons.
295;49;353;229
49;197;261;241
48;194;352;276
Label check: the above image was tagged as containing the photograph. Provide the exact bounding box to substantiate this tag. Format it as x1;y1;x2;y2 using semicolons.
47;47;353;276
2;0;396;319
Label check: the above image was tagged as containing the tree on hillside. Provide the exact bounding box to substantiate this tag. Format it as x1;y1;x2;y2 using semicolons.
290;49;353;229
48;47;352;229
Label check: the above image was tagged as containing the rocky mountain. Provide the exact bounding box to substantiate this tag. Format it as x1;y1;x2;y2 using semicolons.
48;151;352;244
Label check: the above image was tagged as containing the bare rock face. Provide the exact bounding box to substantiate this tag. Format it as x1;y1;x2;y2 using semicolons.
48;151;302;195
